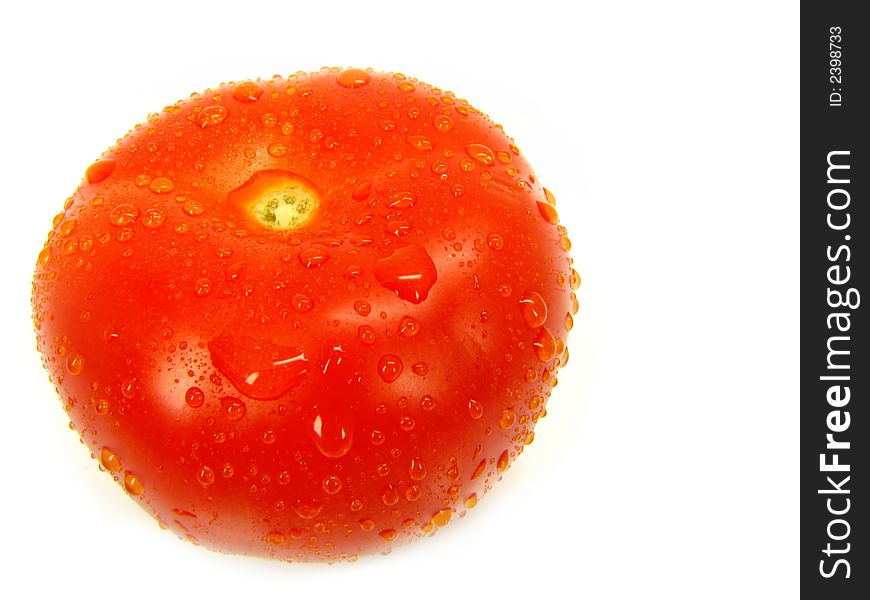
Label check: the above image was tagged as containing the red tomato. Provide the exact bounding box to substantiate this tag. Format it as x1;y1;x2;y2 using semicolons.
31;67;578;561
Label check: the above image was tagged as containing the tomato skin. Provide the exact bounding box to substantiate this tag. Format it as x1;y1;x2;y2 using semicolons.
32;68;577;561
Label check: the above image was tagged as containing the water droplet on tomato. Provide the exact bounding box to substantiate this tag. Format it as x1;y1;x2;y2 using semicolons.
299;247;330;268
377;354;403;383
570;268;582;290
292;498;323;519
291;293;313;313
337;68;371;89
385;191;416;209
352;180;372;201
322;475;343;495
471;458;486;480
265;531;285;545
194;278;212;297
373;244;437;304
398;316;420;338
420;395;436;411
533;327;557;362
109;204;139;226
66;353;84;375
209;335;309;400
149;177;174;194
232;80;263;103
124;471;144;496
486;233;504;250
85;158;116;184
431;508;452;527
465;143;495;165
358;518;375;531
499;408;516;429
379;528;397;541
543;187;557;206
358;325;376;345
519;291;548;329
197;465;215;486
311;410;354;458
407;135;433;151
497;450;510;473
468;398;483;420
100;447;121;472
434;115;453;132
370;430;385;445
354;300;372;316
142;208;166;229
537;201;559;224
196;105;228;128
185;387;205;408
267;142;288;157
221;396;246;421
381;483;399;506
566;312;574;331
408;457;427;481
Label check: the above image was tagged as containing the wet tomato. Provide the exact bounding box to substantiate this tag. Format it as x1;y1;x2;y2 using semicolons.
32;67;578;561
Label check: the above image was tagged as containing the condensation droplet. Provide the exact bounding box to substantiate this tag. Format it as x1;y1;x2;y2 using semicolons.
407;135;433;151
381;483;399;506
354;300;372;317
100;447;121;472
109;204;139;227
185;387;205;408
398;316;420;338
408;457;427;481
465;143;495;165
377;354;403;383
499;408;516;430
265;531;285;545
66;353;84;375
142;208;166;229
537;201;559;224
358;325;376;345
322;475;343;495
379;528;397;541
373;244;437;304
232;80;263;103
209;335;309;400
337;68;371;89
149;177;174;194
86;158;116;184
519;291;548;329
311;410;354;458
221;396;247;421
299;247;330;268
497;450;510;473
468;398;483;420
431;508;452;527
434;115;453;132
124;471;144;496
197;465;215;486
464;493;478;509
196;105;228;128
486;233;504;250
471;458;486;480
533;327;557;362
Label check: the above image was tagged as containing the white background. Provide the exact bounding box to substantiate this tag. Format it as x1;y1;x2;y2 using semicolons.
0;1;798;598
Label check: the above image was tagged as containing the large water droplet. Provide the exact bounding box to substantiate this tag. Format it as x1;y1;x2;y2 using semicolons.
373;244;437;304
467;398;483;420
377;354;403;383
337;68;371;89
311;409;354;458
431;508;452;527
85;158;116;184
100;447;121;472
533;327;557;362
109;204;139;227
519;291;548;329
209;335;309;400
408;457;427;481
221;396;247;421
196;105;228;128
232;80;263;103
465;143;495;165
124;471;144;496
